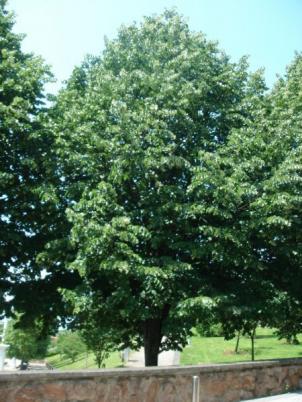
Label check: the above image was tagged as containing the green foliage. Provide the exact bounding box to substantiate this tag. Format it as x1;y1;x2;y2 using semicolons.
2;2;302;367
4;317;50;364
269;293;302;344
55;331;86;363
196;323;224;337
0;0;80;333
53;10;261;365
0;321;4;342
80;323;117;368
188;54;302;343
0;0;50;290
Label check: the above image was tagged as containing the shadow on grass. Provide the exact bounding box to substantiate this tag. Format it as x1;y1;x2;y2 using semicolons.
255;334;275;339
48;353;87;368
223;348;250;356
241;344;276;350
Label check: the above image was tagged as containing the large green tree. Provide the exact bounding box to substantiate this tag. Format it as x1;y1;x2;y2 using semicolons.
188;53;302;342
54;11;264;365
0;0;78;331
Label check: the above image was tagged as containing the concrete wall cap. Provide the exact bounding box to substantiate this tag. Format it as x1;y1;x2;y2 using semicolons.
0;358;302;383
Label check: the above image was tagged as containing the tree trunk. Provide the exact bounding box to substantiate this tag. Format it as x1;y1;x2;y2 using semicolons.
20;360;28;370
250;327;256;361
143;318;162;366
293;335;300;345
235;331;241;354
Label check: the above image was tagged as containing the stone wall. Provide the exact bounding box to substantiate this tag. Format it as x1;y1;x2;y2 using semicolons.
0;358;302;402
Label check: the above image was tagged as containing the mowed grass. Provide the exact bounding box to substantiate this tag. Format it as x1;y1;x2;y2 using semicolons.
46;351;123;370
181;327;302;365
46;328;302;369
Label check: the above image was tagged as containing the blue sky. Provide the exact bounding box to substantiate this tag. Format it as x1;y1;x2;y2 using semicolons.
8;0;302;92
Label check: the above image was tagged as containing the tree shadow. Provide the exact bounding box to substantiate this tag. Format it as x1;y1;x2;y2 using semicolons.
255;334;275;339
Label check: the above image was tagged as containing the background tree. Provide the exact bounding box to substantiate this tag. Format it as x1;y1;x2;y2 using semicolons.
80;323;117;368
214;293;272;361
269;293;302;345
0;0;79;332
188;54;302;350
54;11;265;366
4;317;50;369
60;293;118;368
0;321;4;342
55;330;86;363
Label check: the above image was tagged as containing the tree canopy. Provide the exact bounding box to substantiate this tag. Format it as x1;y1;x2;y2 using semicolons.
52;10;269;365
1;2;301;367
0;0;79;332
188;53;302;343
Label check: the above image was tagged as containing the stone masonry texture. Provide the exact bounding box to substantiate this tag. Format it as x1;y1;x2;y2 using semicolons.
0;358;302;402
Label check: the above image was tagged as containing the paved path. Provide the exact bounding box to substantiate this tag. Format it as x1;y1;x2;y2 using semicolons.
245;391;302;401
125;348;180;367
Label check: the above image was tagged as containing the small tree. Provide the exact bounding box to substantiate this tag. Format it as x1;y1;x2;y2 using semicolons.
80;326;116;368
220;310;259;361
4;318;50;369
56;331;86;363
269;293;302;345
213;285;273;362
63;294;120;368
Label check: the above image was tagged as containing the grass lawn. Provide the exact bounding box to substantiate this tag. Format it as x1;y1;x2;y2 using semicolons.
46;351;123;370
181;327;302;365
